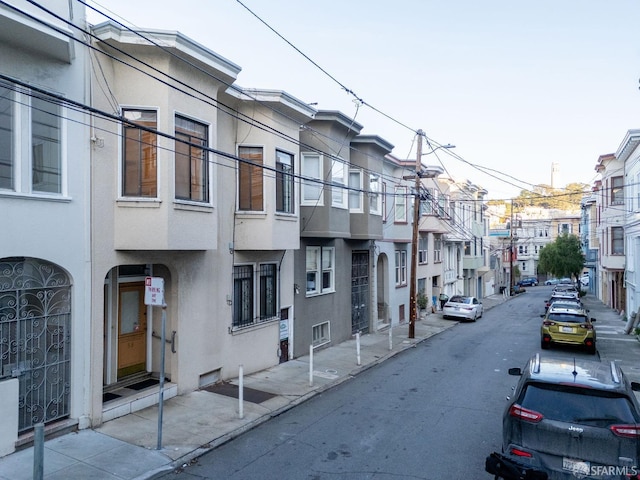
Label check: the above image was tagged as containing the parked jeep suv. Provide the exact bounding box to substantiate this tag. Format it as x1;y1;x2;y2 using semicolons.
487;354;640;479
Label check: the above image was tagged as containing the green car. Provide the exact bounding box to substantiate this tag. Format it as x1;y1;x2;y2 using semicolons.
540;304;596;354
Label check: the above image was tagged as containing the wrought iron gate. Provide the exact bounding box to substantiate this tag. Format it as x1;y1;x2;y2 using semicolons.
351;251;369;334
0;258;71;433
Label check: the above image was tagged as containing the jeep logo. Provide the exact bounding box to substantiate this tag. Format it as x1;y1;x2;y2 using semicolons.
569;425;584;433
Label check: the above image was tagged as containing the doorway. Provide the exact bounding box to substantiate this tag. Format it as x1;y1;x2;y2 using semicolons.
117;282;147;379
351;251;370;334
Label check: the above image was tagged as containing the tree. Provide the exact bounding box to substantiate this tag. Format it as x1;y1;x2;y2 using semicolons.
538;234;584;279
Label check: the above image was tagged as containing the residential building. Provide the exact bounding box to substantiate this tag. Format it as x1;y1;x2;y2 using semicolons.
294;111;391;356
90;22;314;428
581;190;598;293
438;179;488;298
376;153;414;325
618;130;640;317
437;179;465;299
594;153;626;312
0;0;91;454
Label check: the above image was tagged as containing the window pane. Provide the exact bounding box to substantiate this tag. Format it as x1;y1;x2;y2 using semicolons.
175;115;208;202
369;174;380;214
349;170;361;210
331;160;345;206
31;96;61;193
123;109;157;197
0;85;12;190
302;154;322;203
233;266;253;327
260;264;277;319
238;146;263;211
276;150;293;213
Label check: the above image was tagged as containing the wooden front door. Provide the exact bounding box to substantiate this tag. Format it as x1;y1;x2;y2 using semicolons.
117;283;147;378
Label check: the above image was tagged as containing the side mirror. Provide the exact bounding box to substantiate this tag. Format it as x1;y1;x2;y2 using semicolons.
631;382;640;392
590;318;596;322
508;367;522;376
540;314;545;318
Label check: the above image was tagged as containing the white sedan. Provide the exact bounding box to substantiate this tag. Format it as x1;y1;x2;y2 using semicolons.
442;295;483;321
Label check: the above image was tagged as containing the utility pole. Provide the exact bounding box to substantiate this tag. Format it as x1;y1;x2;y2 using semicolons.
408;130;423;339
510;199;514;295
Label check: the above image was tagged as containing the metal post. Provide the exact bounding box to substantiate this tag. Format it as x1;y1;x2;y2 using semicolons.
356;332;361;366
238;365;244;419
33;422;44;480
309;344;313;387
388;326;393;351
157;304;167;450
409;130;424;339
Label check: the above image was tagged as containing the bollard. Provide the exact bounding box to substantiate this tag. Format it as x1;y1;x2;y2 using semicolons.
309;344;314;387
238;365;244;419
33;422;44;480
388;326;393;351
356;332;361;366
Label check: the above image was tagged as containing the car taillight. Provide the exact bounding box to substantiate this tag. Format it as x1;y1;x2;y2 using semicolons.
509;404;543;423
580;323;593;330
543;321;556;326
611;425;640;438
510;447;533;458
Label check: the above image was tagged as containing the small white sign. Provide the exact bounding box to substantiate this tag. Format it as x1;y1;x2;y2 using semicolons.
144;276;164;306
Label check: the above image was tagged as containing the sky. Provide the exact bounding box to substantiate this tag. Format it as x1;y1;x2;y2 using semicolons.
86;0;640;200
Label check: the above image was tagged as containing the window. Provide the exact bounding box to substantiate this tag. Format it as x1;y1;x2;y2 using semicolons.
395;250;407;286
420;188;434;216
238;146;263;211
465;241;472;256
31;96;62;193
122;109;157;197
434;235;442;262
233;265;254;327
522;262;526;271
0;83;13;189
612;226;624;255
306;246;335;295
637;173;640;211
312;321;330;347
611;176;624;205
175;115;208;202
259;264;277;320
369;174;381;215
395;186;407;222
331;159;346;207
559;223;572;235
418;236;428;264
349;169;362;212
301;153;322;206
275;150;294;213
381;182;387;222
0;82;63;194
233;263;279;328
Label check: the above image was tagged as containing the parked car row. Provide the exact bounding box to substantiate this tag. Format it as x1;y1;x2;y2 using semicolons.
485;275;640;480
488;354;640;479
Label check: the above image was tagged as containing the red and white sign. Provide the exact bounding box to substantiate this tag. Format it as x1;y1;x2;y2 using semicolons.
144;276;165;306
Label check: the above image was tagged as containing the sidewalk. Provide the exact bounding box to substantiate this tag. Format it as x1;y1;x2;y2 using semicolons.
0;293;548;480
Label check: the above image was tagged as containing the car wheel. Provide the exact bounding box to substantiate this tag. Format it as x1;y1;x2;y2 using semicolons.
541;339;549;350
473;312;477;322
587;344;597;355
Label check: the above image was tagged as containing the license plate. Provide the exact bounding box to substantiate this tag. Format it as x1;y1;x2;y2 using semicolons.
561;326;574;333
563;457;590;475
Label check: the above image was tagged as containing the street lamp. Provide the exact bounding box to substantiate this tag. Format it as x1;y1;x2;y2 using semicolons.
408;131;450;339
